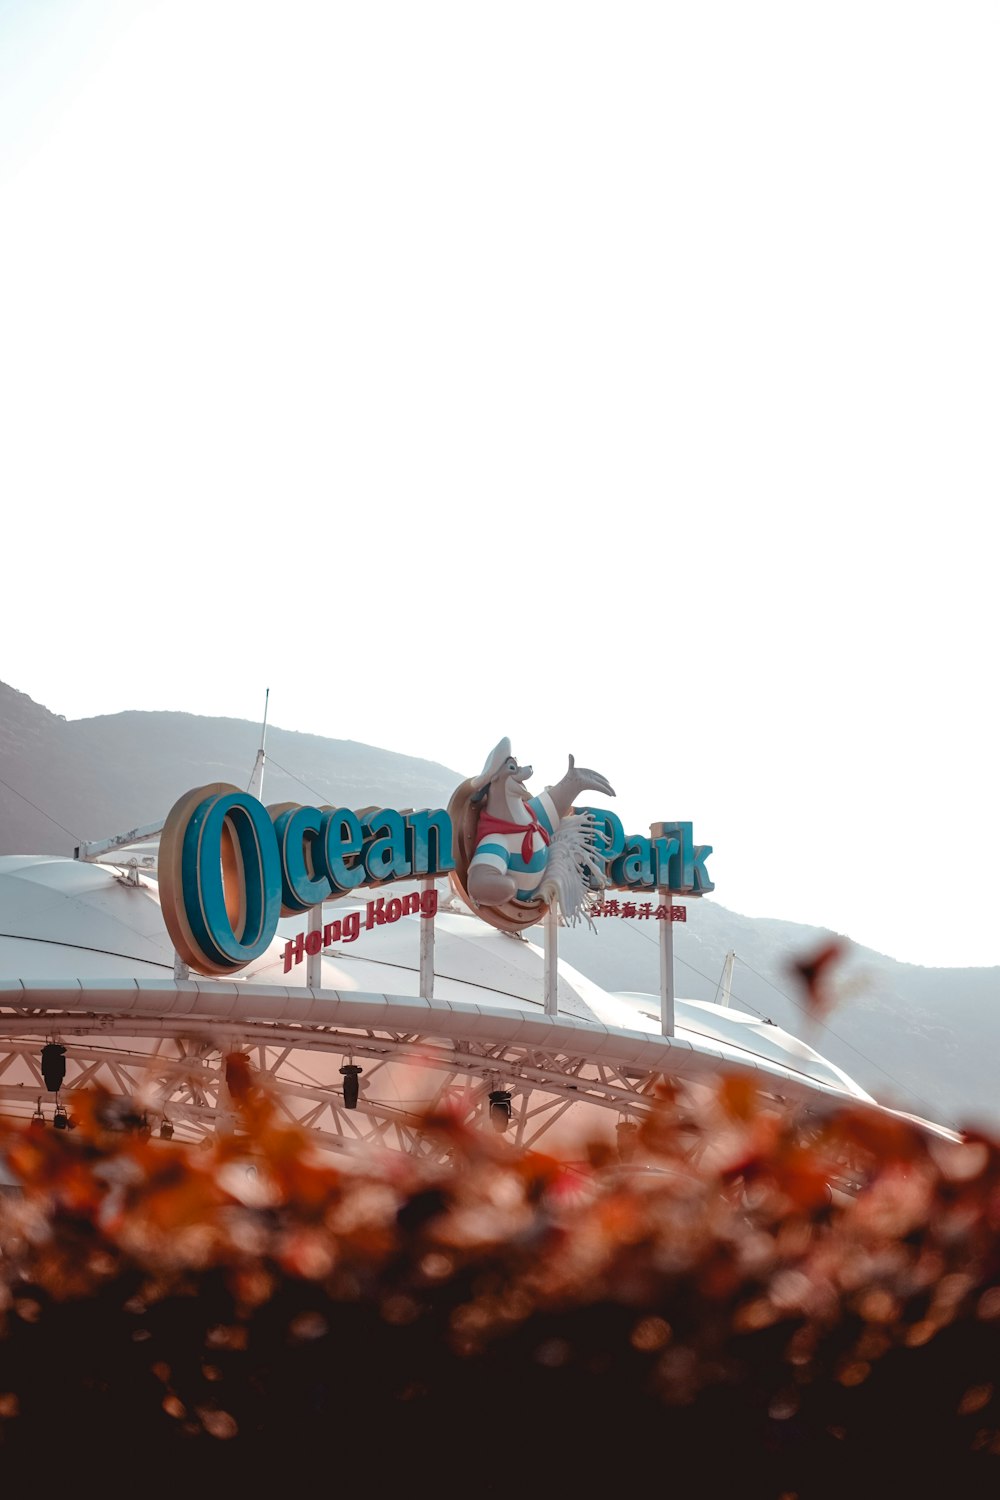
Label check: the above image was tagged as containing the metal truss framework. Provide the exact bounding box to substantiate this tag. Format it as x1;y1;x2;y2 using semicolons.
0;980;933;1167
0;1013;695;1161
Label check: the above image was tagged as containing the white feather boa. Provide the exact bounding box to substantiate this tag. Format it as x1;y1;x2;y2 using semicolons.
537;810;606;930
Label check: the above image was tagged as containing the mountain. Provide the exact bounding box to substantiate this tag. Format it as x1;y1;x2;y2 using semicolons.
1;679;998;1131
0;680;459;852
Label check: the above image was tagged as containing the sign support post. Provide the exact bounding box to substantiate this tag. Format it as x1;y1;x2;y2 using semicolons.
659;890;675;1037
306;903;323;989
544;903;559;1015
419;878;435;999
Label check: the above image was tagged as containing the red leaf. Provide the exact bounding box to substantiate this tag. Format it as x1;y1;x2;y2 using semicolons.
790;939;845;1019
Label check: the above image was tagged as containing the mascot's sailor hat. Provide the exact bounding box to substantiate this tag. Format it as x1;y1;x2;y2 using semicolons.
470;737;514;796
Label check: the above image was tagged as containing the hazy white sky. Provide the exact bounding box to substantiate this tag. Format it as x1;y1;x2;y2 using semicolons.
2;1;997;967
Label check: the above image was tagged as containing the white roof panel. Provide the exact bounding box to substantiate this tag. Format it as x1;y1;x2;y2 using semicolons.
0;856;876;1107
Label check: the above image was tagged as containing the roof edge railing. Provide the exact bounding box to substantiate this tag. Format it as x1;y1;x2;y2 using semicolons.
75;821;164;870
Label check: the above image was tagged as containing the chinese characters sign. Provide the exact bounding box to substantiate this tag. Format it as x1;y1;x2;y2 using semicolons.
592;901;687;922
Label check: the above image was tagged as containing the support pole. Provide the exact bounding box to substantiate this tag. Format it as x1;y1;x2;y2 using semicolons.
215;1047;236;1137
544;903;559;1015
659;892;675;1037
419;879;435;999
306;903;323;989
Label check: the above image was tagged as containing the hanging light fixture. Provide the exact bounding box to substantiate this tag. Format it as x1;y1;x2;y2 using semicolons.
41;1042;67;1093
159;1119;175;1140
616;1119;640;1162
30;1099;46;1129
340;1063;363;1110
488;1089;513;1132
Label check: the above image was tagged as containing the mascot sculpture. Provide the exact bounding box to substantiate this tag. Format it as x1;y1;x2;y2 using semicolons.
447;738;615;935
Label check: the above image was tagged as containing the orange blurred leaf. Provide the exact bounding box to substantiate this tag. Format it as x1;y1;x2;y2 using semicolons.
789;939;845;1020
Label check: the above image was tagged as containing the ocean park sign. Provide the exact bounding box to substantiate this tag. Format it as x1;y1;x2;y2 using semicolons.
158;753;713;978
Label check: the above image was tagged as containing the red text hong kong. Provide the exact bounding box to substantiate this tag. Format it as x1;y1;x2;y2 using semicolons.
282;887;439;973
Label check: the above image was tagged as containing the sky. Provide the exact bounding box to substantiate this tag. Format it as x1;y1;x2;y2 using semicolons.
1;1;998;968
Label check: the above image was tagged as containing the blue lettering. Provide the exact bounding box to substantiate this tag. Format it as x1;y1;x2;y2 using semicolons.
363;808;412;882
693;844;714;893
578;806;625;864
316;808;366;892
179;790;282;972
610;834;655;889
272;804;333;914
405;808;454;875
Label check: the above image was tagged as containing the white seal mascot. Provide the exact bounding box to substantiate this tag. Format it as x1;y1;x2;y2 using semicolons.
447;738;615;935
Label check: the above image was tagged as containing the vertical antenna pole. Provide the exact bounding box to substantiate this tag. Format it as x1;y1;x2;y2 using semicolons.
720;950;736;1008
248;688;270;802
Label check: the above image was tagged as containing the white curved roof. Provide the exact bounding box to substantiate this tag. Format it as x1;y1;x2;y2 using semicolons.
0;855;176;978
611;990;874;1103
0;855;876;1106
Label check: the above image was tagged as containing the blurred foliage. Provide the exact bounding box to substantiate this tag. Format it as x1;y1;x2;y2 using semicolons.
2;1051;1000;1496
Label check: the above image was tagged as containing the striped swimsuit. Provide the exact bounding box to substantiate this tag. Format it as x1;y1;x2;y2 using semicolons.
469;791;559;901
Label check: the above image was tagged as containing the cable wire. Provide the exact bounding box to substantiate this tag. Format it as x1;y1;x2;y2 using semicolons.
261;756;333;807
617;917;955;1128
0;773;83;842
620;919;773;1022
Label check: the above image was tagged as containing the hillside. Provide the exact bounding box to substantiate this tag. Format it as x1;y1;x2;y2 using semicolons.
0;680;460;853
1;678;998;1130
557;909;1000;1134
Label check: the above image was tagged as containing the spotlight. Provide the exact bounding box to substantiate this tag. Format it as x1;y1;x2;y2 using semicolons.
30;1100;46;1129
340;1064;362;1110
159;1120;175;1140
488;1089;512;1133
41;1043;66;1093
616;1120;639;1162
53;1103;70;1130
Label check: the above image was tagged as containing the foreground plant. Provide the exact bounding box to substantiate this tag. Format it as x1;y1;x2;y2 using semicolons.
1;1055;999;1497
